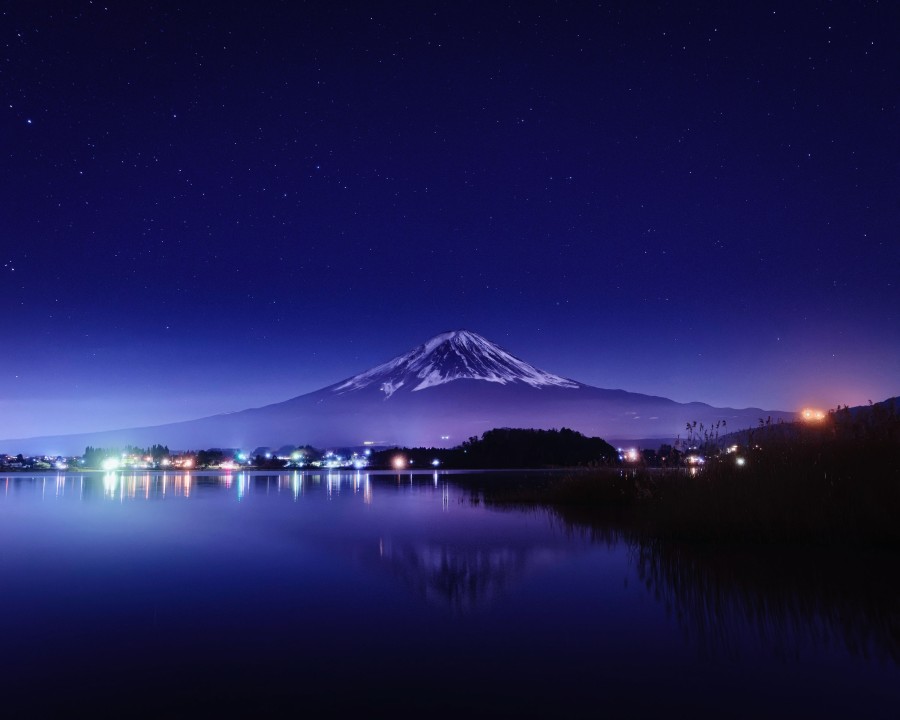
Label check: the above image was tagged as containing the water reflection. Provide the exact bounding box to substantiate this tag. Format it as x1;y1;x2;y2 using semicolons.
374;539;532;612
636;540;900;665
2;471;898;669
0;470;380;503
554;507;900;666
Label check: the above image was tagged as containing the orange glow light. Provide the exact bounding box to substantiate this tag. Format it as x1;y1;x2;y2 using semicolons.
801;408;826;422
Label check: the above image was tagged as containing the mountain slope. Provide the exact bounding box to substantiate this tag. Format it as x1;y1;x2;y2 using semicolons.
1;330;796;453
331;329;580;397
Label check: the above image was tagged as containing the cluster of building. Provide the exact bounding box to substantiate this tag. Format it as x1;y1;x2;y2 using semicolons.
0;445;376;472
1;454;72;471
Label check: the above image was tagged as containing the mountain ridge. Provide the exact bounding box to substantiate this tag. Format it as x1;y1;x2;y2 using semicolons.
1;329;796;453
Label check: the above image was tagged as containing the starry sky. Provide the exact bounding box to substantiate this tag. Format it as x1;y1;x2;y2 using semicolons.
2;1;898;439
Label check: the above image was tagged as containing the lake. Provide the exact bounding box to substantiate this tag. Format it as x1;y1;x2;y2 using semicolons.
0;470;897;717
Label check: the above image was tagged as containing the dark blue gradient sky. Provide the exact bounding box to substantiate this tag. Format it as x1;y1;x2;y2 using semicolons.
2;1;898;439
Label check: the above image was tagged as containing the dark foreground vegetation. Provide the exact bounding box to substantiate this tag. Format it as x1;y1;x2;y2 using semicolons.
460;399;900;546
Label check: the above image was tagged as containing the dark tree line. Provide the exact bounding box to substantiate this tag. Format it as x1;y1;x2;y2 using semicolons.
371;428;618;469
83;444;170;467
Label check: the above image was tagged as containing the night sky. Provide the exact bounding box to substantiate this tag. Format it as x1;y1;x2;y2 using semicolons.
2;1;898;439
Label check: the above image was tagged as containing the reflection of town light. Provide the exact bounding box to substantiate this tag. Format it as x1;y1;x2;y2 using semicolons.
393;456;406;470
101;457;120;471
103;472;117;495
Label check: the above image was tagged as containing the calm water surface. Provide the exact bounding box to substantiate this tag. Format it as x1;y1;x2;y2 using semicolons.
0;471;897;717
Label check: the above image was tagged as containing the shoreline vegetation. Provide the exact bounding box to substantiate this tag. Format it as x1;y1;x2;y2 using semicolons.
451;400;900;547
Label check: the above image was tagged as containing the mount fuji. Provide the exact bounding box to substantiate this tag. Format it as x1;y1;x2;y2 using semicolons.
2;330;795;454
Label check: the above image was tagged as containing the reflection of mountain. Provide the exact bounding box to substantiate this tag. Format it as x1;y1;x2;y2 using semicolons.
373;539;534;612
3;329;794;453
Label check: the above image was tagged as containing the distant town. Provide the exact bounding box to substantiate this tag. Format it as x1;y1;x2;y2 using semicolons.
0;444;376;473
0;407;837;473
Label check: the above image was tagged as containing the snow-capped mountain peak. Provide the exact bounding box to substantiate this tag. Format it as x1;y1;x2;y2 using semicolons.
332;330;580;397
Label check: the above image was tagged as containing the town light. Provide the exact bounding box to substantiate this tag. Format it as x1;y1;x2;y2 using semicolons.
801;408;826;422
101;457;120;471
431;459;440;467
393;456;406;470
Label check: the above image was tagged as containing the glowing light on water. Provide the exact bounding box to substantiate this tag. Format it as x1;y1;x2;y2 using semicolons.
103;472;118;496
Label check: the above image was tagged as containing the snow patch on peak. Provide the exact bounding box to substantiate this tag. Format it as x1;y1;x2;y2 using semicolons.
332;329;580;397
380;380;404;398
